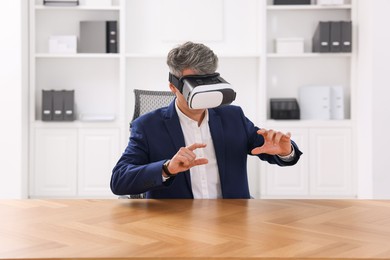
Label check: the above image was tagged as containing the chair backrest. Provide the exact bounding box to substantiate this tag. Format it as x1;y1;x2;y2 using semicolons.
123;89;175;199
131;89;175;122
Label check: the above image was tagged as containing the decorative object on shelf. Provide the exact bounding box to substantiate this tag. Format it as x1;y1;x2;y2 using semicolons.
43;0;79;6
81;0;112;7
273;0;311;5
315;0;345;5
275;38;304;54
313;21;352;53
299;85;345;120
79;21;118;53
49;35;77;54
42;90;75;121
270;98;300;120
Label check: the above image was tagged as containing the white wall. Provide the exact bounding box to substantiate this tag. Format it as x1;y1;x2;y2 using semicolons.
0;0;25;198
371;0;390;198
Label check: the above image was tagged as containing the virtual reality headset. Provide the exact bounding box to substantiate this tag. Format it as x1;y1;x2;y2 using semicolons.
168;72;236;109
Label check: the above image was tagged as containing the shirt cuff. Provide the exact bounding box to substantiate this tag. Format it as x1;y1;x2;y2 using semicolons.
277;145;295;162
162;175;170;182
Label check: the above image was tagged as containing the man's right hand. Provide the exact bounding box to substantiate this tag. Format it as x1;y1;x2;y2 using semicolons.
167;143;208;175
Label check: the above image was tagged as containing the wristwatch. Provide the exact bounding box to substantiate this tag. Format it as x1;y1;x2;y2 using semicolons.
162;160;174;177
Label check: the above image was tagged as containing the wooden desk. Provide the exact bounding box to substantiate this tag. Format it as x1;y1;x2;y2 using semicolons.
1;199;390;259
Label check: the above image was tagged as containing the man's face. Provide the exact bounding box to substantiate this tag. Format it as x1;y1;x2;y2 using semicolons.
170;69;205;114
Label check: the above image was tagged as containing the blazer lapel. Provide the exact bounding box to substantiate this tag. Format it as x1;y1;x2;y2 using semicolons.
163;101;192;191
208;109;226;195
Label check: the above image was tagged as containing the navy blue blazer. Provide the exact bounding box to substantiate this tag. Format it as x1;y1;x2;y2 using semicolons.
111;100;302;199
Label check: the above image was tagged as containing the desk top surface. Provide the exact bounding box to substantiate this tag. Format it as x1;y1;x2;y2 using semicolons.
1;199;390;260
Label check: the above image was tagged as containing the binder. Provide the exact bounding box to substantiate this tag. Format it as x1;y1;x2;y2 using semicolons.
52;90;64;121
299;86;331;120
106;21;118;53
341;21;352;52
79;21;106;53
43;0;79;6
312;22;330;53
330;86;345;120
42;90;53;121
63;90;75;121
274;0;310;4
330;21;342;53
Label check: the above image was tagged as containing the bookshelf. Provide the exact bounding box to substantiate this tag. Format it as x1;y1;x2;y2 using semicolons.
28;0;357;199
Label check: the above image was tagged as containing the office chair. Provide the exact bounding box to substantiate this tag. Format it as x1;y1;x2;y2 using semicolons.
121;89;175;199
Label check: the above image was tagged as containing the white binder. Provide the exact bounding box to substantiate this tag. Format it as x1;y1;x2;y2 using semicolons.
330;85;345;120
299;86;331;120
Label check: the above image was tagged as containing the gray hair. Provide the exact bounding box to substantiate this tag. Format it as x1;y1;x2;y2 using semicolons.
167;41;218;77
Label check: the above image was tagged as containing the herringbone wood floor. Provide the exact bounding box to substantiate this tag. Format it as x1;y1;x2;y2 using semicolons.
1;199;390;259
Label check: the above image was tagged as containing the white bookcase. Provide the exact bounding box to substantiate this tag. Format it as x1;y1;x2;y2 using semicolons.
28;0;357;198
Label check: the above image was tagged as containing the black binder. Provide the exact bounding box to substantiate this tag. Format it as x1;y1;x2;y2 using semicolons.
312;22;330;53
63;90;75;121
52;90;64;121
274;0;310;4
330;21;342;53
341;21;352;52
106;21;118;53
42;90;53;121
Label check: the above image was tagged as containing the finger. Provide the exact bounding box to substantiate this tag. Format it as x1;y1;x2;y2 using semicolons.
193;158;208;166
281;132;292;141
179;147;196;161
251;147;263;155
266;129;276;143
186;143;207;151
274;132;284;145
257;129;267;137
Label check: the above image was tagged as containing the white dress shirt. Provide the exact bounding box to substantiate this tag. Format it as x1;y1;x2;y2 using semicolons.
175;103;222;199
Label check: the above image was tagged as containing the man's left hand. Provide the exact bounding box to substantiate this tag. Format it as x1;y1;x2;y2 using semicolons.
251;129;292;156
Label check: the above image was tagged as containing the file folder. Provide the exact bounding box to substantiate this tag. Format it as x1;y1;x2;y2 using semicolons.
79;21;118;53
330;86;345;120
63;90;75;121
330;21;342;52
312;22;330;53
106;21;118;53
341;21;352;52
52;90;64;121
79;21;106;53
299;86;331;120
42;90;53;121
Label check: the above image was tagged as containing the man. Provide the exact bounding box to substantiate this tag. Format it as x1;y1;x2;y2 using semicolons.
111;42;302;199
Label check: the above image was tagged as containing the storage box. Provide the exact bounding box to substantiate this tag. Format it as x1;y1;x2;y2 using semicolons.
275;38;304;54
270;98;300;120
49;35;77;54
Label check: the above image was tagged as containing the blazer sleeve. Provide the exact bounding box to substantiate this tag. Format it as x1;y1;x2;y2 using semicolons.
240;108;303;166
110;121;171;195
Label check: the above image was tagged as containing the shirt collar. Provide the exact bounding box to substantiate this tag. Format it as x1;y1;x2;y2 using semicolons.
175;101;209;126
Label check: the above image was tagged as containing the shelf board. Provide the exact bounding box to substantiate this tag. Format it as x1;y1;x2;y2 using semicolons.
264;119;353;128
267;53;352;58
35;53;120;58
125;53;262;58
267;4;352;11
35;5;120;11
31;121;121;128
